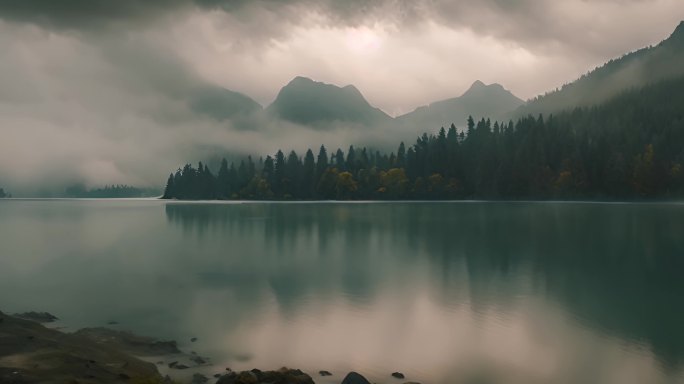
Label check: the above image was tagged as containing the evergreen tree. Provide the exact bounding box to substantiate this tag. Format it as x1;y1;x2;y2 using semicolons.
160;76;684;201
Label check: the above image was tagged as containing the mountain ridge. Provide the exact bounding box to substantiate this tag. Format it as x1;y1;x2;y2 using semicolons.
188;21;684;130
397;80;524;129
515;20;684;117
189;85;262;121
265;76;392;128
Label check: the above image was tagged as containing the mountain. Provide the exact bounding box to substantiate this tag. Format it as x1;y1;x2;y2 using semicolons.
189;86;262;121
266;76;392;128
397;80;524;129
517;21;684;117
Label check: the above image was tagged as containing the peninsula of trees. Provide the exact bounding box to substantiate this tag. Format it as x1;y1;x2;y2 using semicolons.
162;77;684;201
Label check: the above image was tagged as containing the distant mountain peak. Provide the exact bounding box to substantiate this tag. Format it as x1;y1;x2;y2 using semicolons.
462;80;510;98
188;85;262;122
291;75;312;82
267;76;390;127
468;80;486;91
397;80;523;127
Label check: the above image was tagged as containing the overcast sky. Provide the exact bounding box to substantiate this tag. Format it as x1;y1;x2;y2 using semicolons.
1;0;683;191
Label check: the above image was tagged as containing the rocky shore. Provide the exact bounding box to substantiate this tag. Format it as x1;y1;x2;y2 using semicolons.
0;311;420;384
0;310;163;383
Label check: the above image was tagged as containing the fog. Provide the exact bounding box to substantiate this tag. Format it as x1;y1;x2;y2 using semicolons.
0;1;683;194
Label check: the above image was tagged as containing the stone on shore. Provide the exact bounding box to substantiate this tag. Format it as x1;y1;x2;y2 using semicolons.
217;367;315;384
0;311;163;384
12;311;58;323
341;371;372;384
192;373;209;384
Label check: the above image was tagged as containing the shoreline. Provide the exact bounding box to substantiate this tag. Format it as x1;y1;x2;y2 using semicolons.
3;197;684;205
0;311;411;384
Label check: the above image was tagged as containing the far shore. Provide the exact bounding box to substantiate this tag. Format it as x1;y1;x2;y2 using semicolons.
3;196;684;204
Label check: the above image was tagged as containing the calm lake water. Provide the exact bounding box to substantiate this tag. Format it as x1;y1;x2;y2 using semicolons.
1;200;684;383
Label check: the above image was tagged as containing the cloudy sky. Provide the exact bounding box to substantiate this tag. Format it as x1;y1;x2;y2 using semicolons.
1;0;683;191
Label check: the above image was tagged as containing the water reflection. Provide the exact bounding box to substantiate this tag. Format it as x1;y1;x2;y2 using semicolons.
165;202;684;366
0;200;683;383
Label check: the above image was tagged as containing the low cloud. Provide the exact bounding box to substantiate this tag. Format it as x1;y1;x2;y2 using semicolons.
0;1;683;193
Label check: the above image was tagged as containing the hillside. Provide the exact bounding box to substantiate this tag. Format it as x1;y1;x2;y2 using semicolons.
163;74;684;201
517;21;684;117
189;85;263;121
398;80;524;129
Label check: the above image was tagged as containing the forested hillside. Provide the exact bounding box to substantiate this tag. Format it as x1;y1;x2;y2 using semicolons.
516;21;684;117
162;76;684;201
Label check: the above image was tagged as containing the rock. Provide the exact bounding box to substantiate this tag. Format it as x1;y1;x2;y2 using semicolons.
216;367;314;384
0;312;164;383
191;337;198;342
107;321;119;325
168;361;190;369
341;371;371;384
13;311;58;323
391;372;405;379
319;370;333;376
190;355;208;365
192;373;209;384
216;370;257;384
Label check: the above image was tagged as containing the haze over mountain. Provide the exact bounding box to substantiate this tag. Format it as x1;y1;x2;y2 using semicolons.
517;21;684;117
265;76;392;128
398;80;524;130
189;86;262;122
0;0;682;195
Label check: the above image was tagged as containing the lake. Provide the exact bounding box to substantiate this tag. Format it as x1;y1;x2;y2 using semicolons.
1;200;683;383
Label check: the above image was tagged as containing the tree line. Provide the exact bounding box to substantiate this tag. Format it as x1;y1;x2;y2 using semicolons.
64;184;159;198
162;77;684;200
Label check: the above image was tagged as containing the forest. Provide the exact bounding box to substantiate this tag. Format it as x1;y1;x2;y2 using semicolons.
162;77;684;201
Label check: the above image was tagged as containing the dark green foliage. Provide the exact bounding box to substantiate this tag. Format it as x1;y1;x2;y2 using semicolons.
162;77;684;201
0;188;7;198
517;21;684;117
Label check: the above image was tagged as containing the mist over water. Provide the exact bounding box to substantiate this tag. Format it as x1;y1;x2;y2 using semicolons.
1;200;684;383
